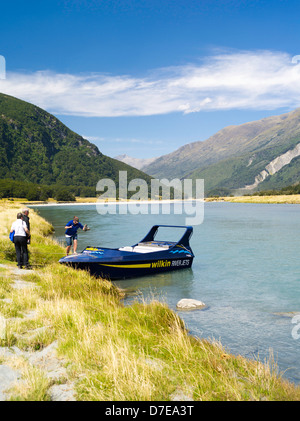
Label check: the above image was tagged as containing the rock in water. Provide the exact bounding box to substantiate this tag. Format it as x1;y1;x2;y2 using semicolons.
176;299;205;310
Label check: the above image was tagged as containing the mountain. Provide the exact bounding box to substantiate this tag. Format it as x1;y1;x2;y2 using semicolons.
0;93;152;192
114;154;158;170
142;109;300;194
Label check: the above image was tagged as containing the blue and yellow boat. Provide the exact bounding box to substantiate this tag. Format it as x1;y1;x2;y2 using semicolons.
59;225;194;280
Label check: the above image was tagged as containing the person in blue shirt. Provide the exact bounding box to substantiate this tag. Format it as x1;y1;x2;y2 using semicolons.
65;216;86;256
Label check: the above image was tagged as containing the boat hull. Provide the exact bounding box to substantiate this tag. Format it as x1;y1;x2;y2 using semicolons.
63;256;193;280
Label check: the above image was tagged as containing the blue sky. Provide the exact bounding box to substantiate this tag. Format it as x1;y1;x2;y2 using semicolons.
1;0;300;158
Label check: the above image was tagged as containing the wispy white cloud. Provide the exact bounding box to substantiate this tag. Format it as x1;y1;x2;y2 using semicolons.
83;135;162;145
83;135;106;142
1;50;300;117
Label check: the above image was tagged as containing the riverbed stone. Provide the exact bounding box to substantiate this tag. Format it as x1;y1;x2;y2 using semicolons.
0;365;21;401
170;389;194;401
176;298;205;310
49;383;76;401
28;341;68;381
11;279;38;290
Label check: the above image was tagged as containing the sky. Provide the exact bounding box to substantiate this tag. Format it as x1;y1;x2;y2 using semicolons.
1;0;300;159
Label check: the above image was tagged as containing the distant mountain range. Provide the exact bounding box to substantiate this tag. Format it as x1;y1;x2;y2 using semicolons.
116;109;300;195
114;154;157;170
0;93;152;194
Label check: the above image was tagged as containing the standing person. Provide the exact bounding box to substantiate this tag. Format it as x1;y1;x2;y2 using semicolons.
10;213;30;269
65;216;86;256
22;208;31;244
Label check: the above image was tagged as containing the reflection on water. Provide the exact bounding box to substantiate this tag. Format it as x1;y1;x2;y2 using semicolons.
113;268;195;306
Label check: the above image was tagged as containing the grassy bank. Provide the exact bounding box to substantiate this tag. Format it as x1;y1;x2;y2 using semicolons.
205;194;300;204
4;193;300;206
1;201;300;400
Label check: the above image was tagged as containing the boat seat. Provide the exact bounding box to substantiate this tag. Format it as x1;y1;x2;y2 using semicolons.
119;245;166;253
133;245;167;253
119;246;134;252
138;242;170;248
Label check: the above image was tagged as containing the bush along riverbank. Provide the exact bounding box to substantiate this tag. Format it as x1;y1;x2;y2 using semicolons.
0;201;300;401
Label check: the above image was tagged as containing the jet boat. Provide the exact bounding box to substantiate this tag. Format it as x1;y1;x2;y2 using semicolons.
59;225;194;280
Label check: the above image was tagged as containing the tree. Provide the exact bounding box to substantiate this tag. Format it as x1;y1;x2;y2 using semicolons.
53;188;76;202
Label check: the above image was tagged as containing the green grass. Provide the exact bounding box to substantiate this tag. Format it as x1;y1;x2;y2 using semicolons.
7;365;51;401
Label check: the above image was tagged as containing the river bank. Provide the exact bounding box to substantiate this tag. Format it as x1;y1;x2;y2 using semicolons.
1;200;300;401
205;194;300;204
4;193;300;207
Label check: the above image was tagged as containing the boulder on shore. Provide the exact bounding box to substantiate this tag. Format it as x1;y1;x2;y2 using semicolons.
176;298;205;310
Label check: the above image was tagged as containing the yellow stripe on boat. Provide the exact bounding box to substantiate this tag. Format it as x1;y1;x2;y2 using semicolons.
99;263;151;269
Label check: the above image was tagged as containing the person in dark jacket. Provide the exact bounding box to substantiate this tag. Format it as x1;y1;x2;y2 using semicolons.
65;216;89;255
22;208;31;244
